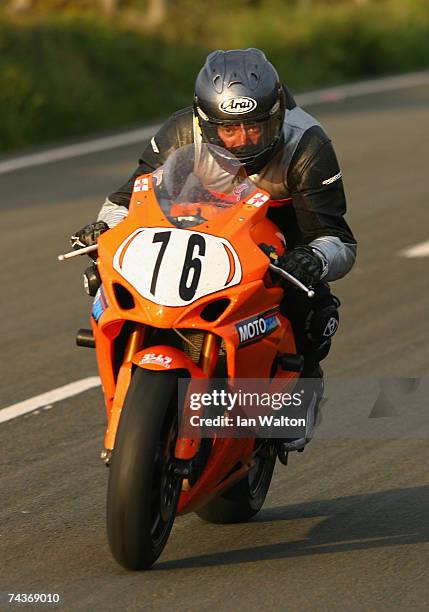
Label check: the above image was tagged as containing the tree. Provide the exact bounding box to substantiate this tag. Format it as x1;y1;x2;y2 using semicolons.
146;0;166;27
7;0;34;10
6;0;122;13
98;0;119;15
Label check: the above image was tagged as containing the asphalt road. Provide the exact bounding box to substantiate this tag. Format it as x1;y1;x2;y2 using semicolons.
1;84;428;611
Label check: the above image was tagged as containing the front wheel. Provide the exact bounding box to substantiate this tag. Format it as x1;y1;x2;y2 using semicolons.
196;441;276;524
106;368;182;570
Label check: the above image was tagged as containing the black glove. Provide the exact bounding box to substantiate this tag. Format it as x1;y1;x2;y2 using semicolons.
70;221;109;250
276;246;325;287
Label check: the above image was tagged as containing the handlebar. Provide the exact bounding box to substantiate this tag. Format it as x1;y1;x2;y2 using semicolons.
57;244;98;261
58;245;315;298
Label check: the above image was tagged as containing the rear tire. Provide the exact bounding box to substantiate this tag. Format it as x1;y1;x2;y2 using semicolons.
196;442;276;524
106;368;182;570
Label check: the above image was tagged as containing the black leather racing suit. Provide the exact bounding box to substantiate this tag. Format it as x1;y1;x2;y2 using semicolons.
98;88;357;371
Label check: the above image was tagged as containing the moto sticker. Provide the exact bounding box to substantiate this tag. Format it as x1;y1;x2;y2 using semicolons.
236;309;280;347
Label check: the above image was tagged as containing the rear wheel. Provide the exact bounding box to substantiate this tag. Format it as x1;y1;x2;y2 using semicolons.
106;368;182;570
196;441;276;524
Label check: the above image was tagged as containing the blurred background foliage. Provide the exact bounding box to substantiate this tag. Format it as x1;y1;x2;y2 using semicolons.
1;0;428;151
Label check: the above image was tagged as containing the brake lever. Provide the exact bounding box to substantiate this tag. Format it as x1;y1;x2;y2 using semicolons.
259;242;315;298
269;263;315;298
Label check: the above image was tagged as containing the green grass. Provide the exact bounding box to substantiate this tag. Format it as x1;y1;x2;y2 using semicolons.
1;0;428;152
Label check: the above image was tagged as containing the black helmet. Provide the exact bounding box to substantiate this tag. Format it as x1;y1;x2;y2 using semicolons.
194;48;285;174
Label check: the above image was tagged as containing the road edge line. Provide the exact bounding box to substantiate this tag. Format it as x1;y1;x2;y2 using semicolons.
0;377;101;424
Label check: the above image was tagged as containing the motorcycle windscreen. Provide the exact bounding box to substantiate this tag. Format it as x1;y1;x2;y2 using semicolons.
151;143;257;228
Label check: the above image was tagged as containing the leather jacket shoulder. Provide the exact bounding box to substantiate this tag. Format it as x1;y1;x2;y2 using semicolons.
108;107;194;207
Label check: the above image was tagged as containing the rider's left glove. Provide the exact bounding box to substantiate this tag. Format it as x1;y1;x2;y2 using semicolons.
277;246;326;287
70;221;109;250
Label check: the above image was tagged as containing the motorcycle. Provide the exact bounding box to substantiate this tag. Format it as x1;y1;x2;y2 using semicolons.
59;143;314;571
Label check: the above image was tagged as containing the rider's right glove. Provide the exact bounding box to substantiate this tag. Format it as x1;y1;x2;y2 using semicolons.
276;246;326;288
70;221;109;251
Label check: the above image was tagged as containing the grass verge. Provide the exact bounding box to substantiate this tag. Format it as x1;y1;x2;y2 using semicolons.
1;1;428;152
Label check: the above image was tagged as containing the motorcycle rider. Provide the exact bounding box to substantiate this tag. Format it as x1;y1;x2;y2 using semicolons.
71;48;357;453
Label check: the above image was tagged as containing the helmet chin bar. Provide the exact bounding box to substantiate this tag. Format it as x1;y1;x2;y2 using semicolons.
204;130;282;175
238;138;281;175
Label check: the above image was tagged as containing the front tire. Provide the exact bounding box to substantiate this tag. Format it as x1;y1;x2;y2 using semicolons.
106;368;182;570
196;441;276;524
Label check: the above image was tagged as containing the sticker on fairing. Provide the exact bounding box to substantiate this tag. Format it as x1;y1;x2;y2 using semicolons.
245;192;270;208
133;177;149;192
92;286;108;322
236;309;280;347
139;353;172;368
113;227;242;307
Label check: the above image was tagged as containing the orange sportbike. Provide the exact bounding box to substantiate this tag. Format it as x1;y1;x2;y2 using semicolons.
60;144;315;571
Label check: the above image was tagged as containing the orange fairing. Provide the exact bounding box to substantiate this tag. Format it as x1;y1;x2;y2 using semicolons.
97;180;284;324
92;144;300;512
94;177;288;388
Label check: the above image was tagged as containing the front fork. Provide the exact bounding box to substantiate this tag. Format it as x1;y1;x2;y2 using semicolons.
103;324;146;455
199;332;221;377
123;325;146;363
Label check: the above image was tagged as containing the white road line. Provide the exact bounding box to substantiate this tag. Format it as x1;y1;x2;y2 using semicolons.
1;70;429;176
0;125;161;175
0;377;101;424
297;70;429;105
399;240;429;258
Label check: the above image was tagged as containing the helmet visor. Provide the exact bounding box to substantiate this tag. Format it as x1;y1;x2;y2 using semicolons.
200;114;281;163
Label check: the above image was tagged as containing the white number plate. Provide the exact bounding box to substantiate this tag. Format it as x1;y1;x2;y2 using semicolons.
113;227;242;307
